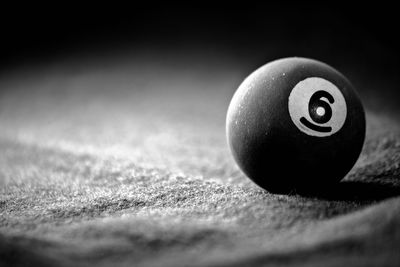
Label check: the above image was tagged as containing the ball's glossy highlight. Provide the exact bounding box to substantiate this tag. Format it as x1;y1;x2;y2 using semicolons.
226;58;366;193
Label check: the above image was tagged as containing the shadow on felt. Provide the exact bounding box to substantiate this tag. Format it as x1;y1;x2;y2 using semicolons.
298;180;400;201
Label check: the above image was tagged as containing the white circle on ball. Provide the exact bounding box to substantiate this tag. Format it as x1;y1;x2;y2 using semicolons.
288;77;347;137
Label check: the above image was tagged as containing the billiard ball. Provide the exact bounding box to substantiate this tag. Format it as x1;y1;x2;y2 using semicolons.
226;57;365;193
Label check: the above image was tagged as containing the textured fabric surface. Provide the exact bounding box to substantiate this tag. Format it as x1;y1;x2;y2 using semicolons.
1;51;400;267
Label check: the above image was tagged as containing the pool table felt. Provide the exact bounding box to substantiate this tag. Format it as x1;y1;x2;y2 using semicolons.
1;51;400;267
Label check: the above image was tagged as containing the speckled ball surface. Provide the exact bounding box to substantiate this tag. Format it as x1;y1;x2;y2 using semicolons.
226;58;366;193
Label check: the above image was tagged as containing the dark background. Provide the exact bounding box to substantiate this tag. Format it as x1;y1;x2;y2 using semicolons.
0;4;399;102
1;5;398;62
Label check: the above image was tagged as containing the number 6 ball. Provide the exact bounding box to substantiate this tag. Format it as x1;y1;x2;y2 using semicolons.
226;58;365;193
